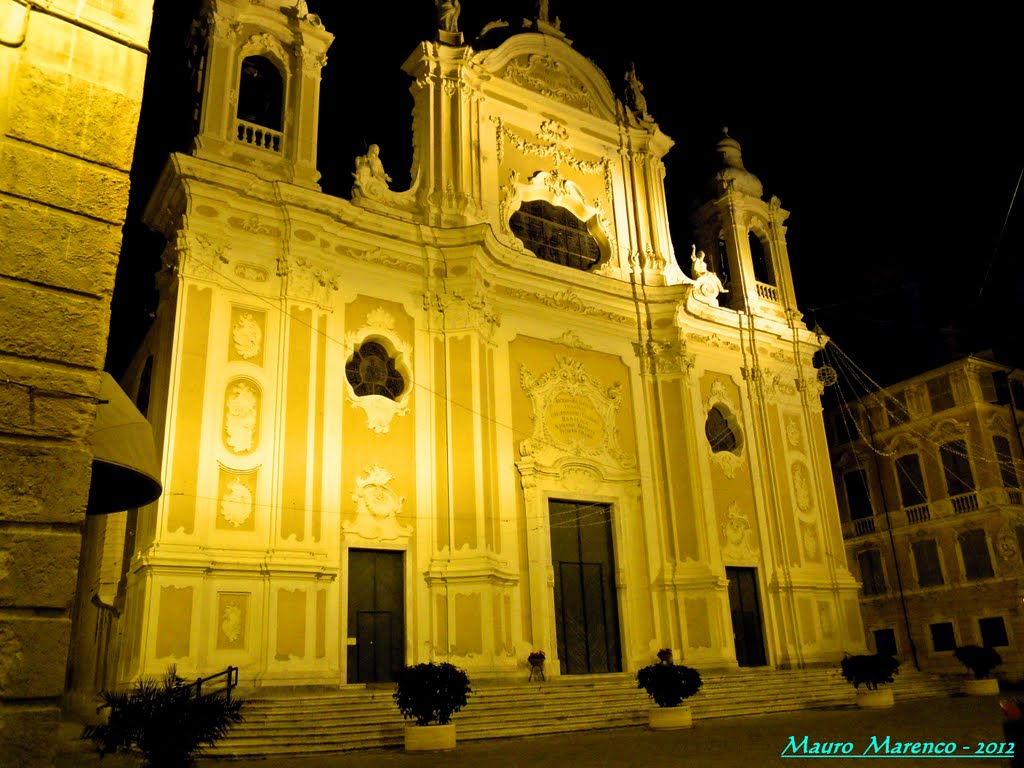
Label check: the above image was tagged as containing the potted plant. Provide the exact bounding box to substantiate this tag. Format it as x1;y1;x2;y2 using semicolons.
840;653;900;708
636;661;702;729
81;666;244;768
393;662;471;751
656;648;673;664
527;650;546;681
955;645;1002;695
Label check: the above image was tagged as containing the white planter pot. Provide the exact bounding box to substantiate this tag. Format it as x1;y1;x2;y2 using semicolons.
965;678;1000;695
648;704;693;730
404;723;456;751
856;688;894;709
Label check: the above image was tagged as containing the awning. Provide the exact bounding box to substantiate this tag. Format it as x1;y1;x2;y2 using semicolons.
88;372;162;514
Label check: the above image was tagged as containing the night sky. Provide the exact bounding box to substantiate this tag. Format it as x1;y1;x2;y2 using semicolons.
108;0;1024;391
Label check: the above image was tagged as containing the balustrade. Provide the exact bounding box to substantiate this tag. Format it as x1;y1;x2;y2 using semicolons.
755;281;780;302
236;119;282;152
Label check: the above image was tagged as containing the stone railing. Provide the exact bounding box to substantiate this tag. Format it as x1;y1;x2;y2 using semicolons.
236;119;283;152
755;281;780;303
842;517;878;539
905;502;931;524
1007;488;1022;506
950;491;979;515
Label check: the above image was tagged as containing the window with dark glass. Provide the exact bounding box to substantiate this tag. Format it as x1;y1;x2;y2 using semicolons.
979;617;1009;648
911;539;943;587
894;453;927;508
509;201;602;271
345;341;405;400
873;628;898;656
1017;525;1024;566
927;375;955;413
993;436;1019;488
1011;379;1024;410
844;469;874;520
886;391;909;423
939;439;975;496
237;55;283;130
705;406;737;453
959;529;994;580
990;370;1011;405
748;232;773;285
857;549;886;595
930;622;956;652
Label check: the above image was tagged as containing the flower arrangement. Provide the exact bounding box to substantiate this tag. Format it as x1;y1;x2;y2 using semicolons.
657;648;672;656
637;663;702;708
528;650;546;662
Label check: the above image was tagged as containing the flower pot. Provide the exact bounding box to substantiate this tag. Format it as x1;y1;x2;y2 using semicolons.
404;723;456;751
648;704;693;730
856;688;894;709
965;678;1000;695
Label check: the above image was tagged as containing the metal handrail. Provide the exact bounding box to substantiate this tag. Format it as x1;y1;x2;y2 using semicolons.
191;665;239;702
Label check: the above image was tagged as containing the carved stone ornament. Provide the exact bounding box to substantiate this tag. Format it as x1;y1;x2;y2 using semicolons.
224;381;258;454
550;330;593;350
703;378;745;478
929;418;968;442
996;525;1017;562
220;601;243;642
219;478;253;527
519;356;636;470
720;502;758;564
686;332;739;351
285;255;339;308
232;313;263;360
791;461;815;514
800;522;820;561
343;309;412;434
343;465;412;542
785;416;803;450
499;54;597;115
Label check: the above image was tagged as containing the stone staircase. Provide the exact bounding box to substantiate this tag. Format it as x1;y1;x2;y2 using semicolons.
209;666;964;758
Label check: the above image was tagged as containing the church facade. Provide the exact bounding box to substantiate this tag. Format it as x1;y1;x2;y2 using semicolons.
73;0;865;698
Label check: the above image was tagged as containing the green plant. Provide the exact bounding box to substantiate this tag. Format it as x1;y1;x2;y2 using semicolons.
393;662;471;726
81;667;244;768
955;645;1003;680
840;653;900;691
636;663;702;708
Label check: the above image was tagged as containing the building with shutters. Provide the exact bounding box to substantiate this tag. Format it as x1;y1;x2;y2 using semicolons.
68;0;867;705
828;354;1024;678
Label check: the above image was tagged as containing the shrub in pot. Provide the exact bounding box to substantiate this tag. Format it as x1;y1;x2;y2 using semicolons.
955;645;1002;694
393;662;471;751
636;662;702;729
81;666;244;768
840;653;900;708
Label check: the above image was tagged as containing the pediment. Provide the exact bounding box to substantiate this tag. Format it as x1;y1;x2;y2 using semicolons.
474;34;618;122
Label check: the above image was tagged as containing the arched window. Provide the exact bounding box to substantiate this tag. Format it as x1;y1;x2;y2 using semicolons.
748;232;773;285
346;341;405;400
237;55;283;131
705;405;738;453
510;200;603;271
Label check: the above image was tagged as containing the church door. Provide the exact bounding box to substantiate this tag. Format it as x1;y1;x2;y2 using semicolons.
549;500;622;674
726;566;767;667
347;549;404;683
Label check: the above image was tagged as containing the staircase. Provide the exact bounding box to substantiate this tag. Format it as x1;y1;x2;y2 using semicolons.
209;667;963;758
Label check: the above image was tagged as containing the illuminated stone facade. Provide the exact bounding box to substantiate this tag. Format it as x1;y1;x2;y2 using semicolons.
92;0;864;693
829;356;1024;679
0;1;153;764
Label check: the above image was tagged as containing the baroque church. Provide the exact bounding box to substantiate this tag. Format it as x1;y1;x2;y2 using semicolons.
69;0;866;704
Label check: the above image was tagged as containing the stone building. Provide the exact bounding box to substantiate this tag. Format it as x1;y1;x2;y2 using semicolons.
0;1;155;765
70;0;865;702
828;354;1024;678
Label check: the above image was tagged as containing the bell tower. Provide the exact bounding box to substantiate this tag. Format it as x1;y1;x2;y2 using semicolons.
190;0;333;189
693;129;798;321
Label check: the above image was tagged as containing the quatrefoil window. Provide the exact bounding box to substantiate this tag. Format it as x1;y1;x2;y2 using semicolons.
346;341;405;401
706;405;741;454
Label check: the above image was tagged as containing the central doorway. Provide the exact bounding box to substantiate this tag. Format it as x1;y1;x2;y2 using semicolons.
347;549;404;683
549;500;621;674
726;566;767;667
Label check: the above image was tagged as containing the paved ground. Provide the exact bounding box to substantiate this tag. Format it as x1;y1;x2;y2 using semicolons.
58;694;1021;768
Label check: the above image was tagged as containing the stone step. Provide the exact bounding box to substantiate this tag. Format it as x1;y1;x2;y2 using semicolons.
210;667;962;758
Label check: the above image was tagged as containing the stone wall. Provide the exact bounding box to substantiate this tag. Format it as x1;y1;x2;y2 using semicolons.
0;2;153;765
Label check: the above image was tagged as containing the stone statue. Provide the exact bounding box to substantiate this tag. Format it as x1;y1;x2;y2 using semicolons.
352;144;392;199
625;63;649;121
688;244;728;303
436;0;461;33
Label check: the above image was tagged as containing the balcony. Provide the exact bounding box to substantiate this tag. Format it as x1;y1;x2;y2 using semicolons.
755;281;779;303
236;119;282;152
905;502;931;524
950;491;979;515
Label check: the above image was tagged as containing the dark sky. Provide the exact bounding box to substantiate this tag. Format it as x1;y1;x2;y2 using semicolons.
109;1;1024;388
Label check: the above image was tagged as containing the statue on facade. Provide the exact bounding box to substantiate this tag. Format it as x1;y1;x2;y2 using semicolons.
436;0;461;33
624;63;650;122
687;244;728;304
352;144;392;199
